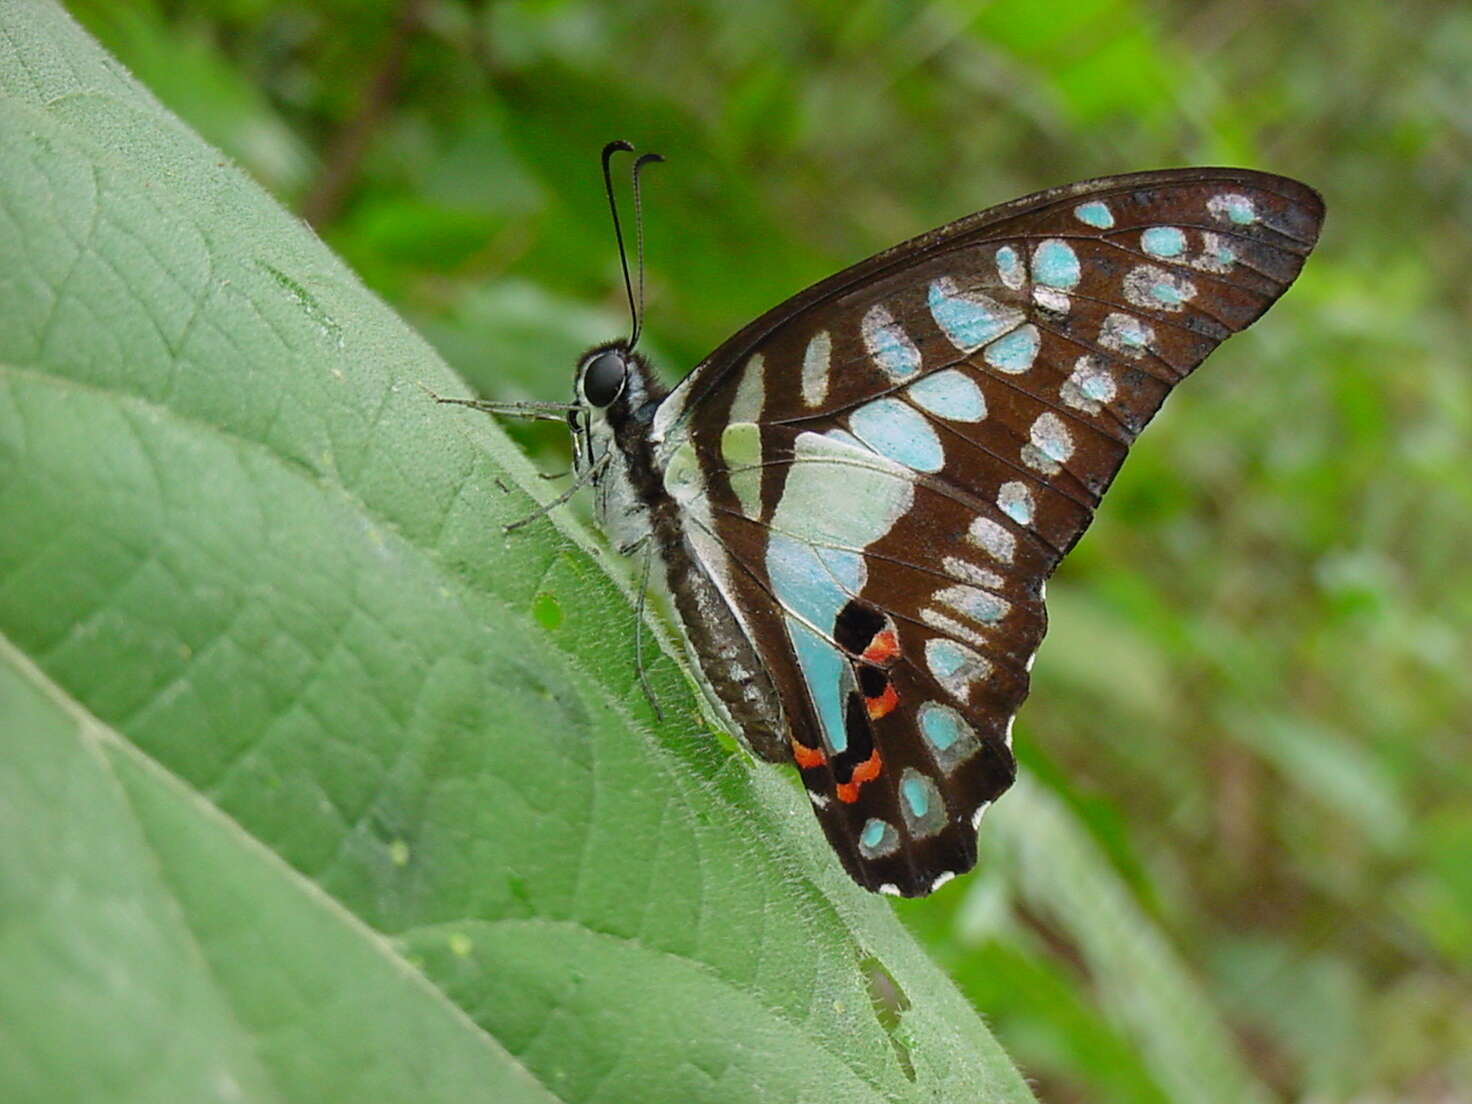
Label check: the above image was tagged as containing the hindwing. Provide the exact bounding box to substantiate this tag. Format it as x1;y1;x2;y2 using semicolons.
656;169;1324;895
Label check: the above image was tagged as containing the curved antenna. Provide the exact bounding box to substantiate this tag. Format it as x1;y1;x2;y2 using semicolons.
600;140;637;345
629;152;664;349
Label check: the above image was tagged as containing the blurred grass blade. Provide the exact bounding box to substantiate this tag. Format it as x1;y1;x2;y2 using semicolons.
0;3;1036;1100
991;779;1275;1104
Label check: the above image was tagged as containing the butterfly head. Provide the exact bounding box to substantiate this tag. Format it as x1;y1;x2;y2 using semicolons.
569;340;663;469
576;343;632;409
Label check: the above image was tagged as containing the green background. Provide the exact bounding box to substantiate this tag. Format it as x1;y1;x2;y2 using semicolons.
3;0;1469;1100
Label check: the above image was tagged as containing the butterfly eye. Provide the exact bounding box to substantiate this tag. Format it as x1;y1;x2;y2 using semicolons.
582;351;627;407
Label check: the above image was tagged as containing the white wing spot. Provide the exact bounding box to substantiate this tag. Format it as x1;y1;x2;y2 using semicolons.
862;304;922;380
921;608;988;648
1033;286;1071;314
924;637;993;703
997;481;1033;526
943;556;1003;589
728;353;766;422
1123;264;1197;312
1099;311;1154;357
968;516;1016;563
1022;413;1074;475
801;331;832;406
994;245;1025;289
935;584;1009;626
1207;192;1257;225
1060;355;1117;415
1191;231;1237;273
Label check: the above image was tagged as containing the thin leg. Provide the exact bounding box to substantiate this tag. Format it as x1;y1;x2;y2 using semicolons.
634;541;665;722
503;456;607;533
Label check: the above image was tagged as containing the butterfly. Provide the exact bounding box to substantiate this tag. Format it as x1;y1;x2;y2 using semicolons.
444;142;1324;897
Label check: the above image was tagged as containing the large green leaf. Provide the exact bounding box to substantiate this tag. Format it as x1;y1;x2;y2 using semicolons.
0;2;1034;1100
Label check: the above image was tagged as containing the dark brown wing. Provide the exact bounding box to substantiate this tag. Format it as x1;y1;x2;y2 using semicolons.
655;169;1323;895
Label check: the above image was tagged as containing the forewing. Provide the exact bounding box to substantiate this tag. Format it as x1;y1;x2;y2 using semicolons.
660;169;1324;895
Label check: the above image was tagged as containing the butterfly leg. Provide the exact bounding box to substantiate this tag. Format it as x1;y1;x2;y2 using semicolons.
502;455;609;533
632;538;665;722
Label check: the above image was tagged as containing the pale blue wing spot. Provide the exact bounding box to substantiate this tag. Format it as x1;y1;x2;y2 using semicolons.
861;819;886;848
907;369;986;422
1099;311;1150;352
1141;226;1186;258
920;706;960;751
902;775;930;818
1123;265;1196;312
1152;282;1184;307
817;546;864;593
785;614;849;755
899;769;947;836
849;397;944;473
861;304;922;381
928;277;1022;351
918;702;983;773
936;585;1008;625
858;818;900;859
924;638;992;705
1073;201;1114;228
824;427;867;452
1081;371;1114;402
994;245;1025;289
1061;357;1116;414
997;481;1033;525
768;531;868;756
1031;239;1081;289
982;324;1041;374
767;532;860;630
926;638;968;679
1023;413;1074;474
1030;413;1074;465
1209;193;1257;225
769;431;914;548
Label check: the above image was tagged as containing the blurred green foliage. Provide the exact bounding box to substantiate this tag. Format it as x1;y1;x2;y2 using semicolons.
65;0;1471;1099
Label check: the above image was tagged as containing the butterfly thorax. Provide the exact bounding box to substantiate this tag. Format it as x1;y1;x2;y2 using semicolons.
571;344;789;760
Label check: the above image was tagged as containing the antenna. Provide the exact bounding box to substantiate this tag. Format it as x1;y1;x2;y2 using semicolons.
600;140;637;347
629;152;664;349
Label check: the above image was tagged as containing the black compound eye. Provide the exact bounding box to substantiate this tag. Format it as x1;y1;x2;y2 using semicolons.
582;351;627;407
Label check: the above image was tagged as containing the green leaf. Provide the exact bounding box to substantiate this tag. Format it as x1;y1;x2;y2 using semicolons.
0;3;1034;1100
